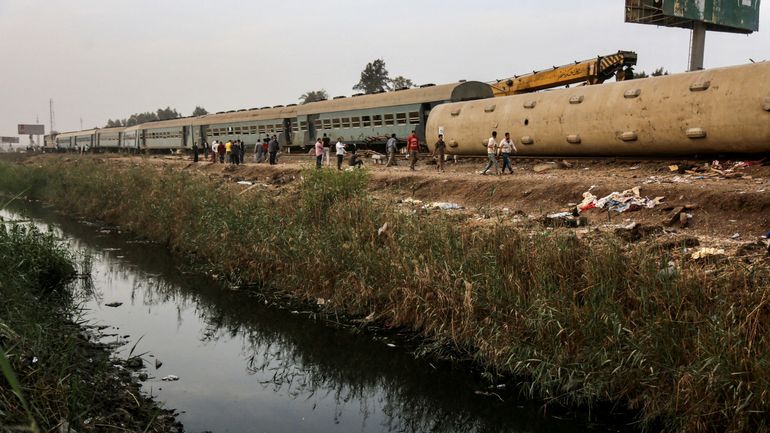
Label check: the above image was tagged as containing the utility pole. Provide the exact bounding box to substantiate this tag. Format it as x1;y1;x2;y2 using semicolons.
80;117;83;130
49;99;55;134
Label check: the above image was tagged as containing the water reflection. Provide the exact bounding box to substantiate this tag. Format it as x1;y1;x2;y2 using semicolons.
3;202;625;433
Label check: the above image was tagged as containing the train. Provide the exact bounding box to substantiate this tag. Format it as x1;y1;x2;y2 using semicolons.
48;81;493;154
47;61;770;157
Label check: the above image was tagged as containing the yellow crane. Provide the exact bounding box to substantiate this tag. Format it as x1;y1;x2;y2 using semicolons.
489;51;638;97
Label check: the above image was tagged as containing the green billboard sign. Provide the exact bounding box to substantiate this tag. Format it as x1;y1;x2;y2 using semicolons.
625;0;761;33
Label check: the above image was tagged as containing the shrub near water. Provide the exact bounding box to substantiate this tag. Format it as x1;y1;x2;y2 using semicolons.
1;159;769;433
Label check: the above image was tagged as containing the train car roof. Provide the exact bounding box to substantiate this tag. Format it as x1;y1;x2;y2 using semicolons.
125;117;198;131
192;106;298;126
97;126;126;134
295;81;493;115
55;130;80;139
56;129;98;138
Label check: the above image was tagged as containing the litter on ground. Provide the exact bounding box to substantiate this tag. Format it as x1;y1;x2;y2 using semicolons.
577;187;664;213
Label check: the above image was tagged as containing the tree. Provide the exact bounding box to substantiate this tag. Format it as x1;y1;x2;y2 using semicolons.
353;58;390;94
192;106;208;116
156;107;180;121
389;76;415;90
105;119;123;128
633;67;669;79
299;90;329;104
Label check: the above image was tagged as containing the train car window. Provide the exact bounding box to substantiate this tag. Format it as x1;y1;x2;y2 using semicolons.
314;119;322;130
250;126;258;134
396;113;407;125
373;115;383;127
409;111;420;124
384;113;395;125
234;127;242;134
300;121;308;131
332;118;341;128
275;124;283;133
258;125;265;134
341;118;351;128
322;119;331;130
351;117;361;127
362;115;372;127
292;123;299;133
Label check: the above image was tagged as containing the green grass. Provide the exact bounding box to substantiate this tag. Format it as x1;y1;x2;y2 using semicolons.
1;158;769;433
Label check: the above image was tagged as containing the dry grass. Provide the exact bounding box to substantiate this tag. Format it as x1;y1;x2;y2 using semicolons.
1;159;769;433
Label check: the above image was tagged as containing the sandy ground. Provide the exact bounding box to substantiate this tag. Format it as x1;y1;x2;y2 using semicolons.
23;152;770;255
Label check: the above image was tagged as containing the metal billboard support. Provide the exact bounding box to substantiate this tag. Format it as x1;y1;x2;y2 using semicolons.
689;21;707;71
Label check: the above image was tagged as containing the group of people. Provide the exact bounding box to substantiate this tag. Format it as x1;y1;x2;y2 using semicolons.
190;129;518;174
192;136;281;165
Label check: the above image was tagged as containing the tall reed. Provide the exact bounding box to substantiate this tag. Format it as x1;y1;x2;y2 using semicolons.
0;159;768;433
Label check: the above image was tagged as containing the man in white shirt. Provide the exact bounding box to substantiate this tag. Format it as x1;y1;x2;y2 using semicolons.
499;132;517;174
480;131;500;175
335;139;346;170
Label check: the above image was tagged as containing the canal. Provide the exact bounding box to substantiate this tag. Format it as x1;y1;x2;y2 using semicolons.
2;202;628;433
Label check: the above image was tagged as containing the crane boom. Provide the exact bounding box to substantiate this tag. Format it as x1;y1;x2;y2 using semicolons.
489;51;638;97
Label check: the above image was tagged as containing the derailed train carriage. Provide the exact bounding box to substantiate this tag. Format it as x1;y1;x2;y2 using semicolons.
427;62;770;156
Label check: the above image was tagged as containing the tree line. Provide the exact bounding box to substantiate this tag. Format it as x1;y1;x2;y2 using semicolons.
105;106;208;128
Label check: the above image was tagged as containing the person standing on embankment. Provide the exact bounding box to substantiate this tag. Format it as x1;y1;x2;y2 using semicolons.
407;130;419;171
314;138;324;169
432;134;446;172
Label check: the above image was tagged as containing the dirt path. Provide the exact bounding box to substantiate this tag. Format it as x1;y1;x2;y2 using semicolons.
28;153;770;251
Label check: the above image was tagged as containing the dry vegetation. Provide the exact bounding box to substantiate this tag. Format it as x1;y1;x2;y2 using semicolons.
1;158;769;433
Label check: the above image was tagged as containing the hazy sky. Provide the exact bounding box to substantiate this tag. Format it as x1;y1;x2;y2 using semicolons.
1;0;768;140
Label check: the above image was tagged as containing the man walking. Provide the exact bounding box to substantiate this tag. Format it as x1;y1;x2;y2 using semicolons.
407;130;419;171
385;133;398;167
480;131;500;175
432;134;446;172
499;132;517;174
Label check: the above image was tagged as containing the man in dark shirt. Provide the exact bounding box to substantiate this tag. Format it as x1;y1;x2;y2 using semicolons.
432;134;446;172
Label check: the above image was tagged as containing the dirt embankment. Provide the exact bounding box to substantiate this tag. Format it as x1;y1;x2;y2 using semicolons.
43;152;769;252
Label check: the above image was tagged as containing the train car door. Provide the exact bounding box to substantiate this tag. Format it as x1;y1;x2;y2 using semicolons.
182;126;188;148
306;114;319;144
282;118;293;147
417;103;432;148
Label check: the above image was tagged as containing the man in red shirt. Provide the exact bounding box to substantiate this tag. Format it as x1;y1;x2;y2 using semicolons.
407;131;419;171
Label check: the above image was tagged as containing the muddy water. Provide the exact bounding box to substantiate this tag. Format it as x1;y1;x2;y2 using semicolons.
3;202;628;433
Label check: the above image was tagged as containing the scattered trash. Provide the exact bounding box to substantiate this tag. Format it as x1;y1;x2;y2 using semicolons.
543;212;587;228
664;206;694;228
316;298;327;306
105;302;123;308
400;197;423;206
731;233;741;240
578;187;663;214
690;247;725;261
424;202;463;210
155;359;163;369
161;375;179;381
657;261;679;279
377;222;389;238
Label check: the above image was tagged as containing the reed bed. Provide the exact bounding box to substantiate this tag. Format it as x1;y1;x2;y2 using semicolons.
0;159;768;433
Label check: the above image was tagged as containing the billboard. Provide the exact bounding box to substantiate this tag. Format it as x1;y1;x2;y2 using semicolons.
1;136;20;144
18;124;45;135
625;0;761;33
